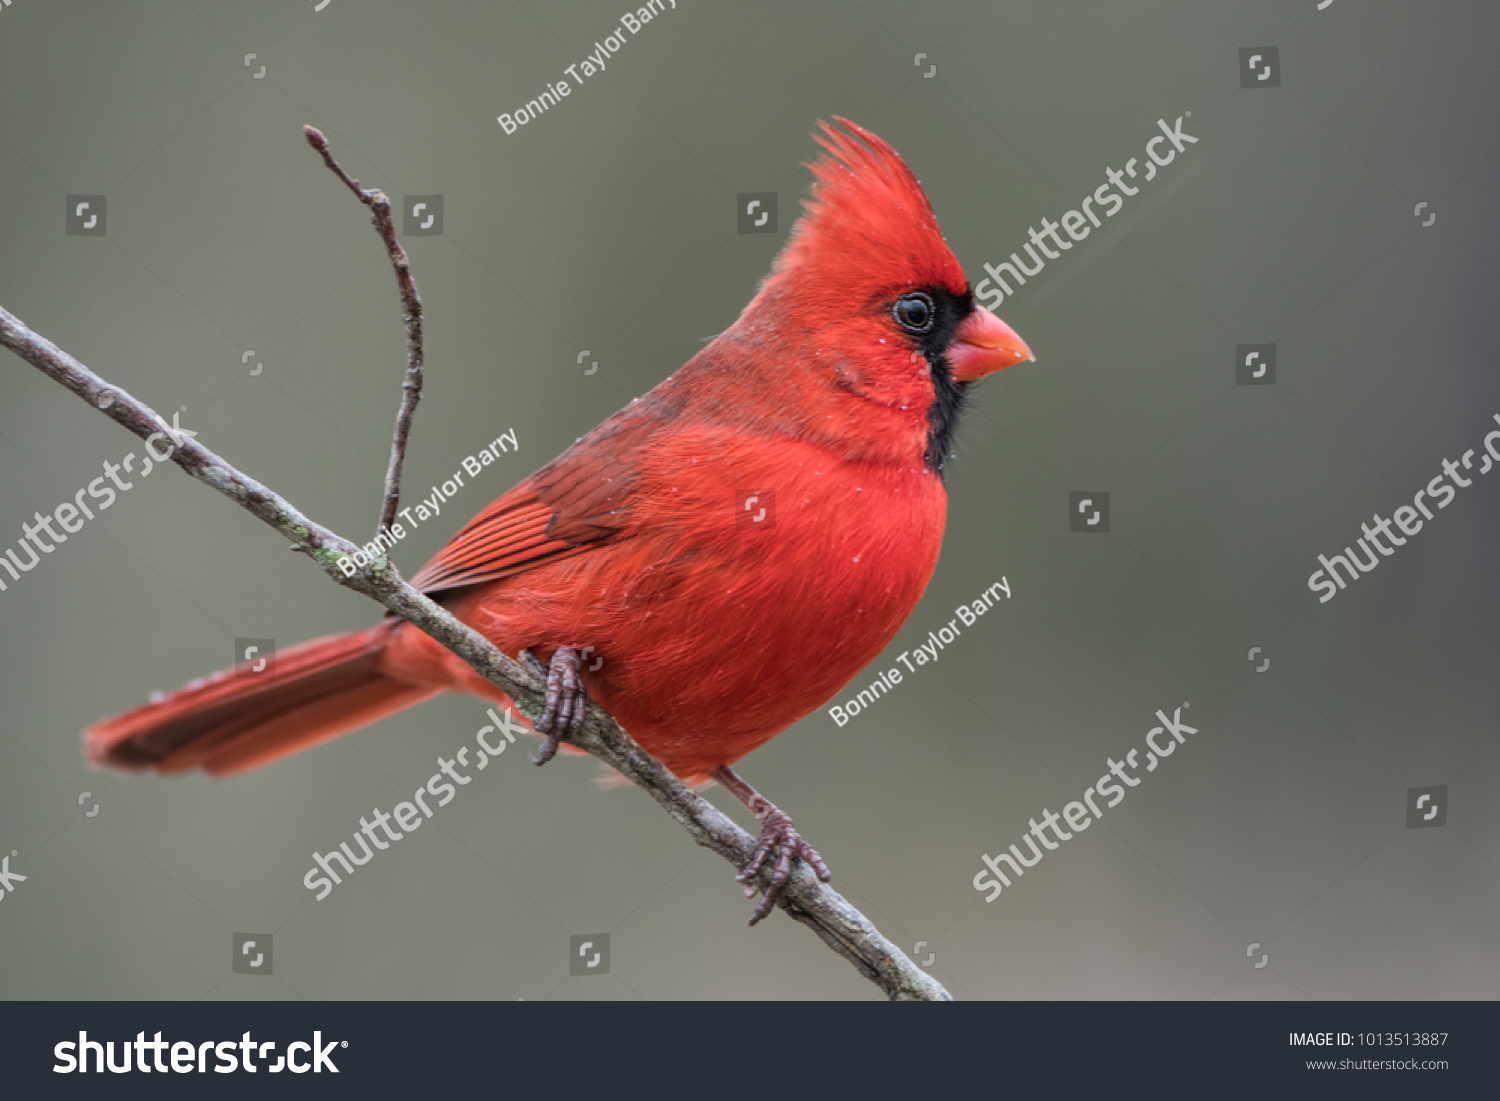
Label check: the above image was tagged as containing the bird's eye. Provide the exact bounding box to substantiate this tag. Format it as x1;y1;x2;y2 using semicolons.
892;292;935;334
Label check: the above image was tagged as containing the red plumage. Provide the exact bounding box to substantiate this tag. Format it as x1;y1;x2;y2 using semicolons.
85;118;1032;918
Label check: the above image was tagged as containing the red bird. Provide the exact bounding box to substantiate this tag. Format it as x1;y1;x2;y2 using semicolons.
87;119;1033;922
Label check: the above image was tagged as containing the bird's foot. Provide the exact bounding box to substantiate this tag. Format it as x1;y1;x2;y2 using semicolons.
740;807;832;926
526;646;591;766
713;765;831;926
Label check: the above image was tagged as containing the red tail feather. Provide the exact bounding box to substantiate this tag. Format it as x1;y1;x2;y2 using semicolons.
86;620;437;777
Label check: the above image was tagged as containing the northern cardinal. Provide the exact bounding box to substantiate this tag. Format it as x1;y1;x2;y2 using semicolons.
87;118;1032;923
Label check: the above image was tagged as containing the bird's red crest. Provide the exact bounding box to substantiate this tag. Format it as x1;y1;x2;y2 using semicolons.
768;118;968;305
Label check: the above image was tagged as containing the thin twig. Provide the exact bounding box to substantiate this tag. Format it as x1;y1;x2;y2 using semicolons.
303;125;424;542
0;261;948;1004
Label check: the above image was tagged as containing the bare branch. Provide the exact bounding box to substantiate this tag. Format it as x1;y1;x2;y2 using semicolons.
0;230;949;1004
303;125;424;543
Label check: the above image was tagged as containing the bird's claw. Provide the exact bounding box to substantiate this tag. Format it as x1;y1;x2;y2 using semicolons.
530;646;590;766
737;806;831;926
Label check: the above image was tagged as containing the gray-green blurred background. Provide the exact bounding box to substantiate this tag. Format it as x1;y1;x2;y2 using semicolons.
2;0;1497;1001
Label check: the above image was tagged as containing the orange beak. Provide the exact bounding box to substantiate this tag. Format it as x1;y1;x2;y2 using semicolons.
947;307;1034;382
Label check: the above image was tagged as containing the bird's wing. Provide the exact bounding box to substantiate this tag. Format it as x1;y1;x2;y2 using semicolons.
407;405;659;596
